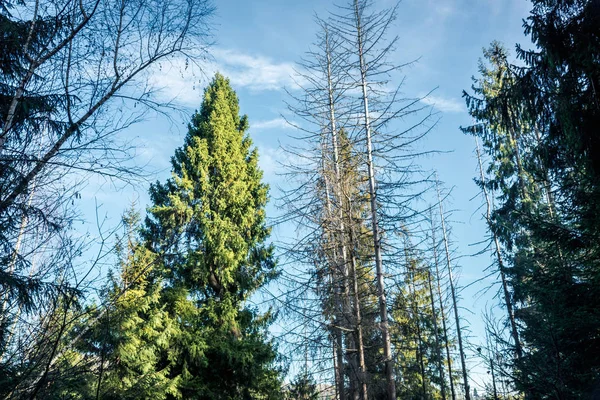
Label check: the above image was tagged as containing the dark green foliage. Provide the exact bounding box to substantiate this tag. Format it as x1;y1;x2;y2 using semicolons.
287;372;320;400
176;307;283;399
391;259;445;400
463;1;600;397
0;0;70;342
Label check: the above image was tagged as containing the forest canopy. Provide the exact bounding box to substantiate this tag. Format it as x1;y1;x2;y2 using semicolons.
0;0;598;399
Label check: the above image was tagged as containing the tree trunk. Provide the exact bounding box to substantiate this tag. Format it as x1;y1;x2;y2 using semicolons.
430;211;456;400
352;1;395;397
324;167;347;400
475;139;522;359
348;222;369;400
487;330;499;400
426;267;447;400
324;25;366;398
404;239;427;400
436;180;470;400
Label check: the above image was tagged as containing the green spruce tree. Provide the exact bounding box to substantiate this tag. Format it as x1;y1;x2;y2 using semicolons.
45;207;178;400
391;256;446;400
93;207;178;400
145;73;282;399
286;372;320;400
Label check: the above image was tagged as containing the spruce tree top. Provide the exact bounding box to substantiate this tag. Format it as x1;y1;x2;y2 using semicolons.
146;73;275;304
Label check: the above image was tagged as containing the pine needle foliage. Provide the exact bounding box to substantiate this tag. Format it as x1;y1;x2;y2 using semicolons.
145;73;283;399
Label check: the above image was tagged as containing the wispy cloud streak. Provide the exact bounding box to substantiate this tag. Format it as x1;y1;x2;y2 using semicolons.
421;95;465;113
148;48;301;106
211;48;299;91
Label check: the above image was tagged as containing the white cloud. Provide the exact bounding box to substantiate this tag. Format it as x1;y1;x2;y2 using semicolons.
420;95;465;113
422;0;459;25
251;118;293;131
146;57;207;107
211;48;300;91
146;48;302;106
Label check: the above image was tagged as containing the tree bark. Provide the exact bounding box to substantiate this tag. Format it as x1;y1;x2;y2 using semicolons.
426;267;447;400
324;22;368;399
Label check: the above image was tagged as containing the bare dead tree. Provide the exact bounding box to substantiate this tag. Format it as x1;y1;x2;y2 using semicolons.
435;179;470;400
341;3;395;394
275;1;436;396
276;15;365;399
429;208;457;400
325;1;437;397
0;0;214;321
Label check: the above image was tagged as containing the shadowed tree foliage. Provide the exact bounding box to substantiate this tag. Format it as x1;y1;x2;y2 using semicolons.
287;372;321;400
463;1;600;397
0;0;215;395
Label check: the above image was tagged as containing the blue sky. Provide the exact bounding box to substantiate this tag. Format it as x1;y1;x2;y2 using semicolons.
78;0;533;393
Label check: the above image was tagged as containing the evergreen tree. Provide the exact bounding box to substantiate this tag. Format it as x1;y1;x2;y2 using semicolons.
391;257;445;400
0;0;68;350
287;372;321;400
90;208;178;400
38;207;178;400
515;8;600;397
464;1;600;396
145;73;282;399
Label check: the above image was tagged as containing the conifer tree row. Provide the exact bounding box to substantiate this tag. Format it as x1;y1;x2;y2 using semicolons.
464;1;600;397
13;73;285;400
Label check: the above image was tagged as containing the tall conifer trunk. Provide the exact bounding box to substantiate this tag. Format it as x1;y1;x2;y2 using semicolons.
436;180;470;400
352;1;395;396
426;267;447;400
324;164;347;400
430;212;456;400
323;22;368;399
475;139;522;359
